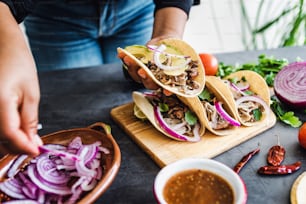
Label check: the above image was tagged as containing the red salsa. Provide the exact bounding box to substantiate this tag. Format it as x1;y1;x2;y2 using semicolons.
163;169;234;204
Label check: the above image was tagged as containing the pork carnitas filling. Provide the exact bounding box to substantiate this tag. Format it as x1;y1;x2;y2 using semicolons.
146;89;197;137
228;82;264;123
201;100;230;130
238;101;263;123
145;60;200;94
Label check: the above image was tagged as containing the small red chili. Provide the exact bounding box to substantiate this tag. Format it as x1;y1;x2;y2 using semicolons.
257;161;302;175
233;148;260;174
267;145;286;166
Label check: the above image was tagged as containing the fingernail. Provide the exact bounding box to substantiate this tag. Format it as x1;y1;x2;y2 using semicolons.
34;134;43;146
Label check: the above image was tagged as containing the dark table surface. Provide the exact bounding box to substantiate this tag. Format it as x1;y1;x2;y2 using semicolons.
37;46;306;204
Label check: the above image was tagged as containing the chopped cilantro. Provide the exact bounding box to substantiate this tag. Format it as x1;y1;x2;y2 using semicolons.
185;110;198;126
253;108;262;121
158;103;169;112
198;88;213;101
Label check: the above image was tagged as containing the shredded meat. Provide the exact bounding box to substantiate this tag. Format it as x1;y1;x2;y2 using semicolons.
202;101;230;130
238;101;262;122
146;60;199;93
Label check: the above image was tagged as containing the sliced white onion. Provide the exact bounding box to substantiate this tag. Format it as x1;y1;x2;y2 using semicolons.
152;44;191;71
235;95;270;123
147;45;189;59
214;101;241;127
153;105;201;142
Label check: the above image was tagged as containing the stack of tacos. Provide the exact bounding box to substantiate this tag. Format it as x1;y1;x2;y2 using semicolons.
118;39;271;142
186;76;242;136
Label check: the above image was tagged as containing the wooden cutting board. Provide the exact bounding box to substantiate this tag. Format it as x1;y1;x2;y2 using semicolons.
110;102;276;168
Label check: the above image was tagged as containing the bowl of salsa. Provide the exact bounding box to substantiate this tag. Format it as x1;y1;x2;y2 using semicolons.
153;158;247;204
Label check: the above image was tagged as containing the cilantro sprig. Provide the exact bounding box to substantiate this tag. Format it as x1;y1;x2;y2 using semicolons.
217;54;288;86
270;96;302;128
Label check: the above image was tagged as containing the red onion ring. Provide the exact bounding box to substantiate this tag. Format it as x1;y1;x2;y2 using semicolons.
7;154;28;178
235;95;270;123
230;82;249;96
214;101;241;127
274;61;306;108
153;105;201;142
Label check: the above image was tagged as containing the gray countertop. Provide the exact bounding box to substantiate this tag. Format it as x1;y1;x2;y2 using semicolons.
37;46;306;204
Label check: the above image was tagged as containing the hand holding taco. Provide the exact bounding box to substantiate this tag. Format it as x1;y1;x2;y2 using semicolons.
118;38;205;97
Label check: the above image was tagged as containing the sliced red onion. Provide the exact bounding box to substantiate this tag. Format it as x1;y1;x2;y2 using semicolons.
7;154;28;178
27;164;72;195
153;106;201;142
68;137;83;150
39;146;80;161
0;178;26;199
151;44;191;71
36;156;70;184
274;61;306;108
214;101;241;127
18;173;38;199
75;147;96;177
235;95;270;123
230;82;248;96
3;200;40;204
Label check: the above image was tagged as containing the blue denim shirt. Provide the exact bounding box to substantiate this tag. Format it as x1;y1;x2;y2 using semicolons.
0;0;193;23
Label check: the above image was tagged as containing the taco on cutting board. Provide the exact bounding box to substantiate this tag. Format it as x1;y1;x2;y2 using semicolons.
132;89;206;142
185;76;241;136
118;38;205;97
222;70;271;127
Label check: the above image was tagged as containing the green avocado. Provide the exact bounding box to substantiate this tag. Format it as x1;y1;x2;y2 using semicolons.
124;45;153;64
124;44;183;64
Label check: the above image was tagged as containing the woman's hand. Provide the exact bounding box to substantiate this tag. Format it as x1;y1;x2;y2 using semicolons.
118;7;188;90
0;3;42;157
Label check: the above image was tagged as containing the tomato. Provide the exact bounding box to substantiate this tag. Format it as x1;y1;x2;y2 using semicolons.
298;122;306;149
199;53;219;76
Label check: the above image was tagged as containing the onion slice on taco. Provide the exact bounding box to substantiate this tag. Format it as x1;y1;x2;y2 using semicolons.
223;70;271;126
118;38;205;97
182;76;241;136
132;89;205;142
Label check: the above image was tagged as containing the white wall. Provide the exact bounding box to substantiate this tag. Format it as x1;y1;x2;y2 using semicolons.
183;0;303;53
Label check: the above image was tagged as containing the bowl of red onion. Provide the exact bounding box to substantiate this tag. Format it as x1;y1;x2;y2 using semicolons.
0;122;121;204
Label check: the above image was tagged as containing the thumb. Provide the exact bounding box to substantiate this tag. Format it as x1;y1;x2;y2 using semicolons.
20;90;42;152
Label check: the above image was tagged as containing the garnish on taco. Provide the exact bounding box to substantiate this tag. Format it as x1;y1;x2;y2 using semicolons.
192;76;241;136
222;70;271;126
118;38;205;97
132;89;205;142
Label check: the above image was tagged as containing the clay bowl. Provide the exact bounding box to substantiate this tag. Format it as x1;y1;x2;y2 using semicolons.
0;122;121;204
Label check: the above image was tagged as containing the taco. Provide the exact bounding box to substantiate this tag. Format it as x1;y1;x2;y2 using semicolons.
118;38;205;97
132;89;205;142
222;70;271;126
186;76;241;136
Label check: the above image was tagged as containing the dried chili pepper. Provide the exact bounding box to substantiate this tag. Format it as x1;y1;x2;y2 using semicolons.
267;145;286;166
257;161;302;175
233;148;260;174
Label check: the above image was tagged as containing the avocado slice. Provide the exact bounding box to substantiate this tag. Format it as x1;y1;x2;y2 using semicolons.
124;44;188;76
124;45;153;64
